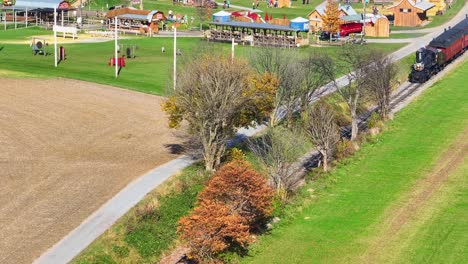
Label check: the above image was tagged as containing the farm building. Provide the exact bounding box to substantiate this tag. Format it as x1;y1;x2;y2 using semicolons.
13;0;71;9
308;2;357;32
2;0;72;25
106;8;166;34
365;15;390;37
387;0;434;27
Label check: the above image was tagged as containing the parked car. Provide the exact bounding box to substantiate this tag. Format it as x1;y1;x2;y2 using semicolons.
319;31;339;41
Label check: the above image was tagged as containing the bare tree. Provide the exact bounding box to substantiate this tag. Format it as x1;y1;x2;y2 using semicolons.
250;49;334;127
335;45;375;141
163;53;262;172
364;52;398;120
296;53;335;113
304;102;340;172
250;48;299;127
248;127;307;195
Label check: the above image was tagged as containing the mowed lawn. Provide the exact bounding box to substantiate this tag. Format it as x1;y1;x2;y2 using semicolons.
0;34;201;95
240;60;468;263
0;28;405;95
388;157;468;264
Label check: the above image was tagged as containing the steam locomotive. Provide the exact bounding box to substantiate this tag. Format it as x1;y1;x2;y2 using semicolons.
409;16;468;83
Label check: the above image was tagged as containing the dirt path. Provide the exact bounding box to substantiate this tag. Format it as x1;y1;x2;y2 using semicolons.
361;129;468;263
0;78;182;264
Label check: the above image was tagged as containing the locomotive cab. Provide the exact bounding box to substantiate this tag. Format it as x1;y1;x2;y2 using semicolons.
409;48;439;83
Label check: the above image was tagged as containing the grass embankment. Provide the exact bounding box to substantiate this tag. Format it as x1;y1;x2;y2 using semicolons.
0;27;405;95
73;163;209;264
239;60;468;263
366;32;427;39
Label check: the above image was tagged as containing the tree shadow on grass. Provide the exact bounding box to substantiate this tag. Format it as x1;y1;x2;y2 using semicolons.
164;144;185;155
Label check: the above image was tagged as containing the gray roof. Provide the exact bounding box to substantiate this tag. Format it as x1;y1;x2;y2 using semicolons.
387;0;434;11
430;18;468;48
414;1;435;11
13;0;67;9
117;11;162;22
340;14;362;22
210;21;300;32
312;2;357;17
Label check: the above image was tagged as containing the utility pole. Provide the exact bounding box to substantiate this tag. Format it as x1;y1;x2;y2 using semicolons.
173;27;177;90
79;0;82;27
231;38;235;63
115;16;118;78
54;8;57;67
362;0;367;41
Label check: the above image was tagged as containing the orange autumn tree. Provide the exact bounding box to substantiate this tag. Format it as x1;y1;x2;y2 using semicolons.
178;160;274;261
198;160;274;228
178;200;250;262
322;0;341;34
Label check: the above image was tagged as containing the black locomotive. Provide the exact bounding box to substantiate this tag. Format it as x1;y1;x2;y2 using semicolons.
409;16;468;83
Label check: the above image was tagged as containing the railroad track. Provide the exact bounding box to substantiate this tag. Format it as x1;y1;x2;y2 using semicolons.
389;82;422;111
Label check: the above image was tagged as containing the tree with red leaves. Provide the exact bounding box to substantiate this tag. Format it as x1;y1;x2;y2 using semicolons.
198;160;274;228
178;160;273;262
178;200;250;262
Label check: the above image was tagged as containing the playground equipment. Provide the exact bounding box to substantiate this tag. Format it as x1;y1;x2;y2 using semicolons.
59;46;66;61
119;44;138;59
31;37;48;56
108;56;126;67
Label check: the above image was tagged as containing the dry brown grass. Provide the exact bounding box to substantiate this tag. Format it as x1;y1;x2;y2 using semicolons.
0;78;182;264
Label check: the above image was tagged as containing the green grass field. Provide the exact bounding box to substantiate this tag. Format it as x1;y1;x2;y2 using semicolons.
238;60;468;263
0;27;405;95
396;159;468;264
366;32;427;39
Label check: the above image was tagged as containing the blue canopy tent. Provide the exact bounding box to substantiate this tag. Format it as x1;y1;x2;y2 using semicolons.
212;11;231;23
290;17;309;32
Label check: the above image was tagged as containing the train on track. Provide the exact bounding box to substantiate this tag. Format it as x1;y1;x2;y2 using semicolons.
409;16;468;83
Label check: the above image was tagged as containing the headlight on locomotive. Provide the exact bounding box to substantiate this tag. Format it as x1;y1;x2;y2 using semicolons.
413;63;424;71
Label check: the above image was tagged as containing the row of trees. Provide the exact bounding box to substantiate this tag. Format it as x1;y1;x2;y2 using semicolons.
163;45;397;173
164;45;398;262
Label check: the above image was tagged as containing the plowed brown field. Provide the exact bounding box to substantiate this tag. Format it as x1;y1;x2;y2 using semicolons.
0;78;181;264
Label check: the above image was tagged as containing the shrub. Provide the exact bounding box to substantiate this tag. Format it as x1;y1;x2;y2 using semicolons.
178;161;274;262
367;112;383;129
336;139;355;160
178;200;251;262
226;147;247;161
198;160;274;228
